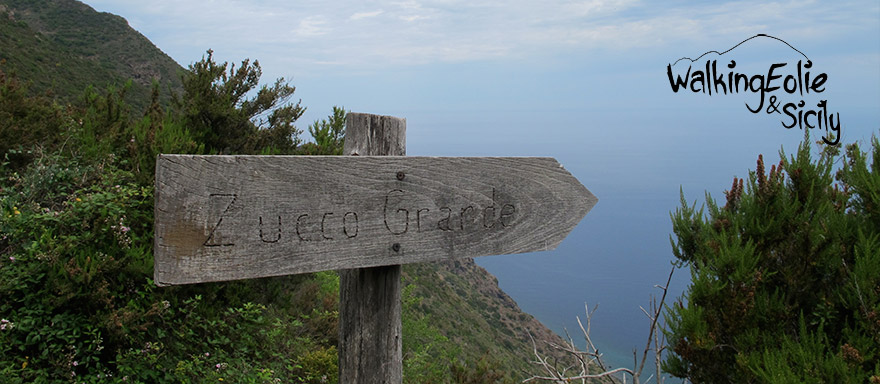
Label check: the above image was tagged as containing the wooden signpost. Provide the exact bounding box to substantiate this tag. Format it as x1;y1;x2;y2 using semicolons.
154;113;597;383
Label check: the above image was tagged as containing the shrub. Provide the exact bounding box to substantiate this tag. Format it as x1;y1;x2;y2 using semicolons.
664;134;880;382
1;153;154;381
0;51;345;382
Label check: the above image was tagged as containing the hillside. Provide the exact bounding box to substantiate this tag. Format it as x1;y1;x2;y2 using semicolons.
0;0;182;111
403;260;578;379
0;1;587;382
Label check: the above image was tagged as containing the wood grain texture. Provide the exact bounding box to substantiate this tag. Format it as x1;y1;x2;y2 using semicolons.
339;113;403;384
153;155;597;285
343;113;406;157
338;264;402;383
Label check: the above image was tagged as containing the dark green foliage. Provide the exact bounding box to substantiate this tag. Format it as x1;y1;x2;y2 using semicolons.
664;134;880;383
1;153;154;381
0;47;341;381
124;82;202;184
64;80;200;184
298;106;347;155
173;50;304;155
450;355;508;384
0;151;342;382
0;65;69;170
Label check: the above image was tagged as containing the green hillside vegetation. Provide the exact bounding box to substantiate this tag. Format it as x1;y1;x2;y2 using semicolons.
0;0;183;111
0;1;578;382
401;260;575;382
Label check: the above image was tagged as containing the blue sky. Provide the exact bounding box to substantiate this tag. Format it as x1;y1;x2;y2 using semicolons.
82;0;879;375
83;0;879;140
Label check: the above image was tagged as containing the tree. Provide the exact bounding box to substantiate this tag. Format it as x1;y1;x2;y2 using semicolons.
297;106;347;155
172;49;304;154
664;134;880;382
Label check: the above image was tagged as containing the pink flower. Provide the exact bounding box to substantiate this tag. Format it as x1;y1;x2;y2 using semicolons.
8;256;14;262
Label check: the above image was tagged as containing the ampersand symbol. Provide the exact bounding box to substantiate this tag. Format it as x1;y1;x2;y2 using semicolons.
766;95;780;114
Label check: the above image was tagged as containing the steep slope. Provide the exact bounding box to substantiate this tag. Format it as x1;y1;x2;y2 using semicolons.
0;0;183;110
404;260;579;380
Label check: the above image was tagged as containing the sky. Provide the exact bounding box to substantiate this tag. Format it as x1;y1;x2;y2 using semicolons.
82;0;880;377
83;0;880;134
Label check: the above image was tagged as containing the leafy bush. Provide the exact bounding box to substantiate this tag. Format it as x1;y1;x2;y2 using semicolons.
664;134;880;382
1;153;154;381
0;52;346;382
0;154;342;381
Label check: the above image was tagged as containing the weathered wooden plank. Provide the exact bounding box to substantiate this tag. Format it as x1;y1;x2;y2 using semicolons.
338;112;404;384
153;156;596;286
343;112;406;157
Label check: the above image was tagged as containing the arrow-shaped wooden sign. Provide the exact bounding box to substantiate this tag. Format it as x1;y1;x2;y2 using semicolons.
154;155;596;286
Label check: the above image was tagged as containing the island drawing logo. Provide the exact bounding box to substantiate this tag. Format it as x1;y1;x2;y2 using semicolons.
666;34;841;145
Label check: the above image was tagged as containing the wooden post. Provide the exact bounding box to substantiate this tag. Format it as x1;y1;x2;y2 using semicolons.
338;113;405;383
152;111;598;381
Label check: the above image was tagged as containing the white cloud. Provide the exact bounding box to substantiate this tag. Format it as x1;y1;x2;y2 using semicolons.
350;10;384;20
296;15;330;37
399;14;428;22
82;0;878;72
